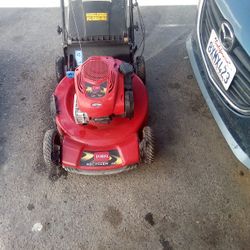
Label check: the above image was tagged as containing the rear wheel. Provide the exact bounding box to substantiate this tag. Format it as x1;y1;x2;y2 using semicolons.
50;95;57;126
43;129;61;168
140;126;154;164
136;56;146;84
55;56;65;83
125;91;134;119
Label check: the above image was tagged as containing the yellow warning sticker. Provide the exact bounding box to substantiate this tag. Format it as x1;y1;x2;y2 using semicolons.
86;13;108;21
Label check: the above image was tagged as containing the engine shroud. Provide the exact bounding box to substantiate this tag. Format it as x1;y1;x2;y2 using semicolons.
74;56;125;119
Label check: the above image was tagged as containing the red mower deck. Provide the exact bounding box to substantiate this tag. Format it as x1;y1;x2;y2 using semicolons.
55;74;148;174
44;56;154;175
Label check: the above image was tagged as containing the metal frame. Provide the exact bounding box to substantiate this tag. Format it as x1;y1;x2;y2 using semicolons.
196;0;250;115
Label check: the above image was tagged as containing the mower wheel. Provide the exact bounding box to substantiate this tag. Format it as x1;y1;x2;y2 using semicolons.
50;95;58;125
140;126;154;164
43;129;61;168
55;56;65;83
136;56;146;84
125;91;134;119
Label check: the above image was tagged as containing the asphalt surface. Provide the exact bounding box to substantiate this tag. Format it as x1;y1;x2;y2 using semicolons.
0;5;250;250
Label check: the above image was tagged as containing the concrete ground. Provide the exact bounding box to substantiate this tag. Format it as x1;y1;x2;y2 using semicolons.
0;4;250;250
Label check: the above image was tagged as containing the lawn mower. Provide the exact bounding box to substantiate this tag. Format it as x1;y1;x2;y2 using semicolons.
43;0;154;175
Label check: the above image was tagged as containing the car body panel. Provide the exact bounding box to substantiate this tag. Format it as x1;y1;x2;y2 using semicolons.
186;35;250;169
187;0;250;169
216;0;250;56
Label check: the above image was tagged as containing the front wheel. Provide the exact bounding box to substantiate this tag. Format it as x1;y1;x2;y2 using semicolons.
43;129;61;168
140;126;155;164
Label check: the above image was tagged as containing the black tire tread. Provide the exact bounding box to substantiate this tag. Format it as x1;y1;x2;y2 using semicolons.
43;129;60;168
136;56;146;84
125;91;134;118
141;126;155;164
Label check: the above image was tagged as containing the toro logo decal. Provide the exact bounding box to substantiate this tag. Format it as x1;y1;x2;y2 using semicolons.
94;152;110;162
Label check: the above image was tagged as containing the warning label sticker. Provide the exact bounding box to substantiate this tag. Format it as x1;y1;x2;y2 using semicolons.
86;12;108;21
